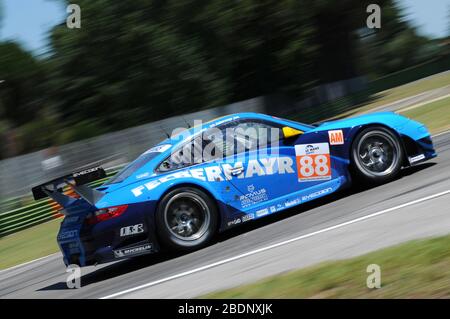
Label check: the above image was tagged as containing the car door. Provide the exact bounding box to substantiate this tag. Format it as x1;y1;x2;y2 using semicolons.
157;118;336;222
202;119;309;217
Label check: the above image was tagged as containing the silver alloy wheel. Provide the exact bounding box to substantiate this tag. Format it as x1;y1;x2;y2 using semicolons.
164;192;211;241
355;130;400;177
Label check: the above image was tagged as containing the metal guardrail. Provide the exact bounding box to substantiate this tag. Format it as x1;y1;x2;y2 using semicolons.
0;166;122;237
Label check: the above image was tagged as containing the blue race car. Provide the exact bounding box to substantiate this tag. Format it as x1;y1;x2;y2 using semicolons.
32;112;436;267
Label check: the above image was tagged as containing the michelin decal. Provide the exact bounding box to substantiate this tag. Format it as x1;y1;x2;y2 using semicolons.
114;244;152;258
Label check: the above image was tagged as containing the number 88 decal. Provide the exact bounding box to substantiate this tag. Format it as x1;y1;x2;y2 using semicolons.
295;143;332;181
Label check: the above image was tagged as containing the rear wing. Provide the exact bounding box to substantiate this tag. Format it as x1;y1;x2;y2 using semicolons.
31;167;107;207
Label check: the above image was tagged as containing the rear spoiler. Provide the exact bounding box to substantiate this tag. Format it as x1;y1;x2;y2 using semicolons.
31;167;107;207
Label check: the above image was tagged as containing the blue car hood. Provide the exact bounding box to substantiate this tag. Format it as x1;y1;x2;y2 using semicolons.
314;112;410;131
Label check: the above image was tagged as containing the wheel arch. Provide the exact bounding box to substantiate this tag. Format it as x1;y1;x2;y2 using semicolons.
155;182;224;233
347;123;409;168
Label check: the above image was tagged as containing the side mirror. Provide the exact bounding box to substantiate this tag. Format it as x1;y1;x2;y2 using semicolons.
282;126;304;139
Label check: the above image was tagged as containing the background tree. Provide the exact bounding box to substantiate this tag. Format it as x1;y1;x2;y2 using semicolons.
356;0;441;77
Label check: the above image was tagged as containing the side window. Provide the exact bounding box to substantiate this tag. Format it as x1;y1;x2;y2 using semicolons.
157;119;283;172
202;126;235;161
233;120;282;150
202;120;282;159
158;137;203;172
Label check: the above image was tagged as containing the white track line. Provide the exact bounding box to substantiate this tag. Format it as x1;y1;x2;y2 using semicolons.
100;189;450;299
432;129;450;138
0;253;59;274
397;93;450;113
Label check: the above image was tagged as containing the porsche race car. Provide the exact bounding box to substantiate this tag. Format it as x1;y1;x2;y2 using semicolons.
31;112;436;267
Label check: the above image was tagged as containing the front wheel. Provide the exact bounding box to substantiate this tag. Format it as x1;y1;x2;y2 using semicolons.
155;187;218;251
351;126;404;184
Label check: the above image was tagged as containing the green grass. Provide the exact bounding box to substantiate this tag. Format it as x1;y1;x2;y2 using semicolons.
400;96;450;134
204;234;450;299
330;71;450;119
367;71;450;109
0;218;61;270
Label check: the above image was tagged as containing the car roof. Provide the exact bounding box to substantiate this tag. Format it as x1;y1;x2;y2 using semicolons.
162;112;269;144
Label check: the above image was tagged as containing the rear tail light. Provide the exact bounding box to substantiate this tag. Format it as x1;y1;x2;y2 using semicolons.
86;205;128;225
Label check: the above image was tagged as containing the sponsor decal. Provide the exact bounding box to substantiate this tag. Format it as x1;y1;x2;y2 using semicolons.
131;156;295;197
256;208;269;217
227;218;242;227
285;198;301;208
73;167;100;178
143;144;171;154
304;144;320;155
328;130;344;145
136;172;151;179
58;229;78;240
67;242;81;254
283;188;334;208
301;187;333;201
63;216;80;225
295;143;331;182
269;205;277;213
240;188;268;208
114;244;152;258
409;154;425;164
120;224;144;237
209;116;240;128
242;213;255;222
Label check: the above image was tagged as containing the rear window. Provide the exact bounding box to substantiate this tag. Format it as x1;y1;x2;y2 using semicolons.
106;147;168;184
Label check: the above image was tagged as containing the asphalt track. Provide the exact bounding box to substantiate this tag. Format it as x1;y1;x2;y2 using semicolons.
1;131;449;299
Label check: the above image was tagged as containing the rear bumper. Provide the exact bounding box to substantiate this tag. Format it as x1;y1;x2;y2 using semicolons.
60;233;160;267
58;201;161;267
87;241;159;266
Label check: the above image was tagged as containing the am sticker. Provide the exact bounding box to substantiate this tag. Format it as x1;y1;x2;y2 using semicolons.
328;130;344;145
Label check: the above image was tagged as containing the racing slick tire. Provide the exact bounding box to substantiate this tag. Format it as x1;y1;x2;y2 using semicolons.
350;126;404;184
156;187;218;251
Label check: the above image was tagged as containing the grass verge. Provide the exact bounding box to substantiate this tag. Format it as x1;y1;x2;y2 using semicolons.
399;96;450;134
204;234;450;298
0;218;61;270
330;71;450;119
366;71;450;109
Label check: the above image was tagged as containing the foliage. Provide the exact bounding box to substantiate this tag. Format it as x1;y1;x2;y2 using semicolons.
0;42;46;126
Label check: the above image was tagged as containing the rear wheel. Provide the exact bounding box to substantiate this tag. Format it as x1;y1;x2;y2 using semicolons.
156;187;218;251
351;126;403;184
